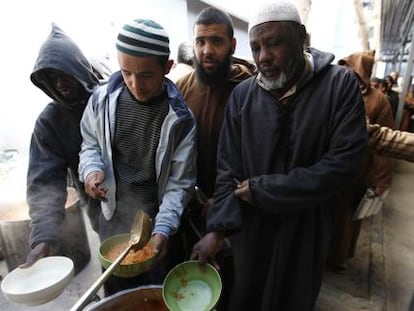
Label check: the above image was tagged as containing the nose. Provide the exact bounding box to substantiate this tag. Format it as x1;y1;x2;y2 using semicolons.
258;47;271;63
56;76;66;89
128;75;140;92
203;41;214;56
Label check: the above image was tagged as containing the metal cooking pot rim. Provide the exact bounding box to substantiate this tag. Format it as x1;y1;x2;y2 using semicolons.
87;284;162;309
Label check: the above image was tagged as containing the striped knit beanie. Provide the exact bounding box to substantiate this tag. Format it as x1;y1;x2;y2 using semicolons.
116;19;170;57
248;1;302;33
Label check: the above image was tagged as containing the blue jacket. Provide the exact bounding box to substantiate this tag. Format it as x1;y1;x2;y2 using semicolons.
79;72;197;237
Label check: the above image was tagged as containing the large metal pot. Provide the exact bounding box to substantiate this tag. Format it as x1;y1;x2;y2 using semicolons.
0;187;90;274
87;285;168;311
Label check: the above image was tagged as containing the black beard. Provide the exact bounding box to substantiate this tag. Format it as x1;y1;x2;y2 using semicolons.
195;56;233;86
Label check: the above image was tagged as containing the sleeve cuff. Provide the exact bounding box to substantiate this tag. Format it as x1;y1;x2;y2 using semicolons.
153;224;171;238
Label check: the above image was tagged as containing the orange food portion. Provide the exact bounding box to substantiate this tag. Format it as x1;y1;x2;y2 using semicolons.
105;241;154;265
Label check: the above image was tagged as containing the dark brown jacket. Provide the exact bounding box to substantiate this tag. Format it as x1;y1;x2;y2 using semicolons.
176;57;255;197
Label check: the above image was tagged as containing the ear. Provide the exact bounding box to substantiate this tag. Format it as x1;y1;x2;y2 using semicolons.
231;38;236;55
164;59;174;75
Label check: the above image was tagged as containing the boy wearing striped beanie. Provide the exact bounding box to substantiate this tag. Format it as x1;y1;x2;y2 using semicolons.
115;18;173;102
79;19;196;296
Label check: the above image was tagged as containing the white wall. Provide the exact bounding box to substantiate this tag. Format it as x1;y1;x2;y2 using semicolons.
0;0;190;152
308;0;362;62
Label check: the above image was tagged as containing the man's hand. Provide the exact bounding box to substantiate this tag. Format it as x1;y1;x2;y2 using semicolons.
191;232;224;270
19;242;51;268
147;233;169;267
234;179;253;203
85;171;107;201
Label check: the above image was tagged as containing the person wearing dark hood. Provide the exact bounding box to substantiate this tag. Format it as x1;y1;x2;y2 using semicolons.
21;23;100;272
175;8;255;310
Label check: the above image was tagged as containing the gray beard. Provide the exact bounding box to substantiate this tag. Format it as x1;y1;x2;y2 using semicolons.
259;72;288;90
257;54;302;91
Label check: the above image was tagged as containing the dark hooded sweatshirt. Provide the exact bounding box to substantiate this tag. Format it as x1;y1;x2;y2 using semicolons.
27;24;99;250
208;48;367;310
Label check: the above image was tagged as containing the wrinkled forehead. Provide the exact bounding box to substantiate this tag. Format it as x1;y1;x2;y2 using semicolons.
194;23;231;39
249;21;288;42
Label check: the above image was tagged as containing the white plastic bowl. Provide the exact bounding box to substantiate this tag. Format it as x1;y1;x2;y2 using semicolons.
1;256;74;305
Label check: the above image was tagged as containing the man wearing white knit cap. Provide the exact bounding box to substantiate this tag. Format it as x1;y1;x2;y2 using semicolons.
191;1;367;310
79;18;196;296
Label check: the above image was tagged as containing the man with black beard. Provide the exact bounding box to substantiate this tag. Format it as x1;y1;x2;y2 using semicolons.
175;7;255;310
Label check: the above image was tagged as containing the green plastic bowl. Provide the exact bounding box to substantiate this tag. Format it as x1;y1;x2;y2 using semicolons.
162;260;222;311
99;233;156;278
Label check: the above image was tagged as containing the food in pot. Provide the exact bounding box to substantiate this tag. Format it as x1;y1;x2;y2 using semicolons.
105;241;154;265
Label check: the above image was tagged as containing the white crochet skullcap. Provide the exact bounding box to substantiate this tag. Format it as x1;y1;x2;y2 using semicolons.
248;1;302;33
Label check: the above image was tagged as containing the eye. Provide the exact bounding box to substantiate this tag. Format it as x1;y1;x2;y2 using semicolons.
212;37;223;45
250;45;260;54
195;38;205;46
268;38;282;47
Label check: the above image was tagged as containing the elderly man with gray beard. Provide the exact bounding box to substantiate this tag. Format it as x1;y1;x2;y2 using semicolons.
190;1;367;310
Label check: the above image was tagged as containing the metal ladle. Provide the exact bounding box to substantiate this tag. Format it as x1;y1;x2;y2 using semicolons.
70;209;153;311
